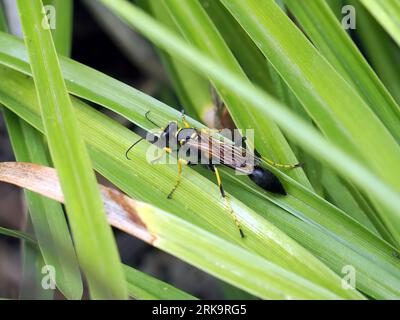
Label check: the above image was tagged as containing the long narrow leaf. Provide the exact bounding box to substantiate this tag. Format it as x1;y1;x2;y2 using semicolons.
0;223;194;299
146;0;213;122
0;35;398;298
0;161;357;300
0;28;398;267
351;0;400;105
123;265;197;300
217;171;399;299
42;0;73;56
284;0;400;142
219;0;400;245
0;0;82;299
282;0;399;241
0;66;365;299
20;239;53;300
162;0;310;188
359;0;400;47
94;0;400;247
219;0;400;188
16;0;127;299
199;0;274;94
0;225;36;244
4;112;83;299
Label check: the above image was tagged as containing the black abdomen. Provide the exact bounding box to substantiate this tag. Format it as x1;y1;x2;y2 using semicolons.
249;166;287;195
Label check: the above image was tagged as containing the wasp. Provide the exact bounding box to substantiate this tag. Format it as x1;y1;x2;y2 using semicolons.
126;111;301;238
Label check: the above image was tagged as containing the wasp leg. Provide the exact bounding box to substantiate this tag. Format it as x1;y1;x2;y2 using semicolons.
180;110;191;129
210;164;245;238
261;156;303;170
168;158;188;199
200;128;223;136
151;147;172;164
241;136;302;169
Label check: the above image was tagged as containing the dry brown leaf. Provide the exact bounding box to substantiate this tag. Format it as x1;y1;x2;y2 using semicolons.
0;162;156;244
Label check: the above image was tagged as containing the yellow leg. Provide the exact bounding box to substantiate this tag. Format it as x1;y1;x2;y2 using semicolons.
200;128;223;135
151;147;172;164
240;136;302;170
213;165;244;238
168;158;188;199
181;110;191;128
261;156;302;170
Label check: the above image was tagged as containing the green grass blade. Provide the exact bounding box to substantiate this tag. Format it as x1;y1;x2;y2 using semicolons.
0;0;82;300
253;3;325;196
0;2;48;302
95;0;400;245
262;0;400;245
359;0;400;47
123;265;197;300
0;66;365;300
320;169;378;235
218;173;399;299
20;240;53;300
259;31;325;196
0;162;359;299
219;0;400;246
0;2;7;31
1;223;50;300
284;0;400;143
0;30;398;266
342;179;397;244
83;0;167;83
351;0;400;105
15;0;127;299
137;202;344;300
220;0;400;190
219;163;400;281
0;33;398;297
161;0;311;188
0;63;397;299
145;0;213;123
0;222;193;299
3;111;83;299
159;50;214;123
42;0;73;56
258;1;381;235
199;0;274;94
0;225;36;244
19;219;53;300
326;0;344;19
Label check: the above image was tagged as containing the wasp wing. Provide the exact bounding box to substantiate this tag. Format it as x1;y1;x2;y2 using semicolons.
184;131;259;175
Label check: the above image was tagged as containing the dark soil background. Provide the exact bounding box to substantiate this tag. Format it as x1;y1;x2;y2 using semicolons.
0;0;225;299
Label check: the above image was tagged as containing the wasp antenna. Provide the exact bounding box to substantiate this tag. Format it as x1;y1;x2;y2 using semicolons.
125;137;145;160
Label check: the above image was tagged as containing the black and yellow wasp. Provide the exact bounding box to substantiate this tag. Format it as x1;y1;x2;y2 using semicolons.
126;111;301;238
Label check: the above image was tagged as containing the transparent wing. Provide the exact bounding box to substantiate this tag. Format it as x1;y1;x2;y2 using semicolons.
185;131;259;174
